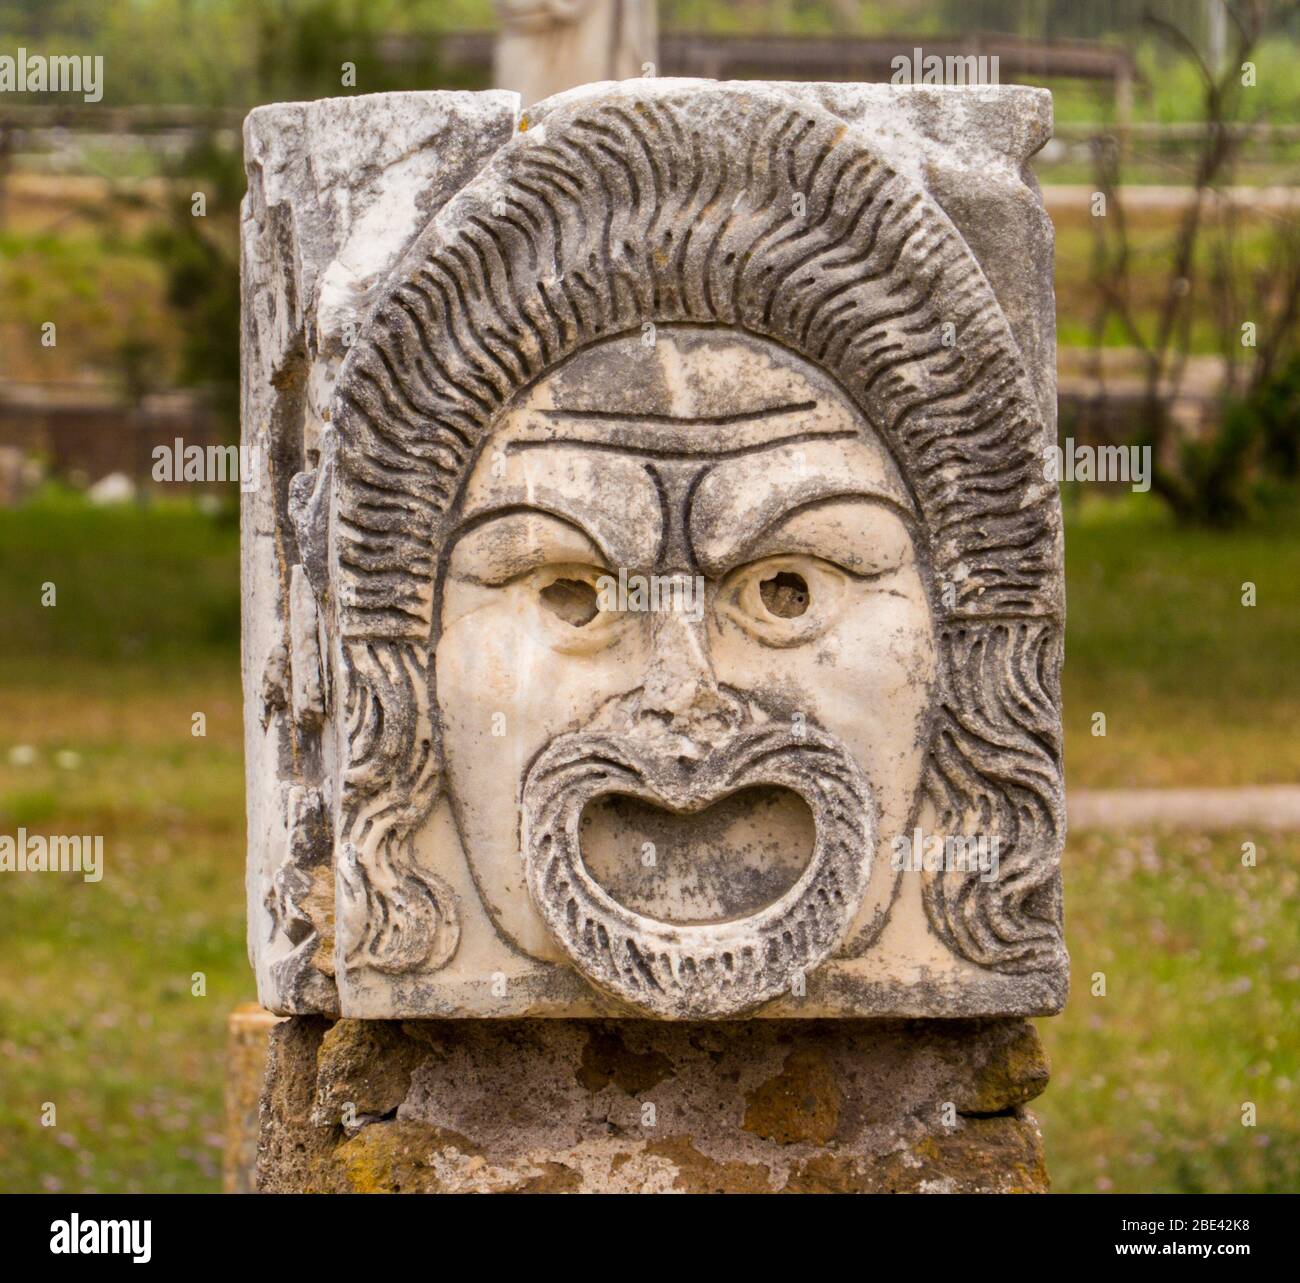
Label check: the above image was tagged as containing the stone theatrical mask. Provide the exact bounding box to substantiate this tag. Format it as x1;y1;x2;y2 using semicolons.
246;82;1066;1021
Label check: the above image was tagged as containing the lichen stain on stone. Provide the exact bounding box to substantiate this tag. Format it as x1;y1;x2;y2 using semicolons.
742;1045;841;1145
962;1022;1050;1114
327;1120;476;1194
643;1137;775;1194
314;1020;421;1120
325;1120;583;1194
512;1162;583;1193
863;1120;1050;1194
576;1025;674;1095
782;1152;867;1193
939;1116;1050;1193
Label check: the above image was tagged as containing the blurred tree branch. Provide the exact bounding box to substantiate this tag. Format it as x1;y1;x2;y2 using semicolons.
1086;0;1300;523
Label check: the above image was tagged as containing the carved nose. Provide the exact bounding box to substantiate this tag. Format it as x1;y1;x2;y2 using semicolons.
637;591;738;755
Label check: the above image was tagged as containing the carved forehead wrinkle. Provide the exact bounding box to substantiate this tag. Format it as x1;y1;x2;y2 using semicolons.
502;326;874;460
536;325;828;419
691;433;917;577
454;326;864;572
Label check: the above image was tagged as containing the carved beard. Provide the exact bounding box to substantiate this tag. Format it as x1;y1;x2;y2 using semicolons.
521;694;876;1018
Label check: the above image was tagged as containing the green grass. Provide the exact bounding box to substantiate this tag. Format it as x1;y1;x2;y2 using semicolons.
0;493;247;1193
0;491;1295;1191
0;488;239;674
0;815;247;1193
1037;828;1300;1194
1061;492;1300;787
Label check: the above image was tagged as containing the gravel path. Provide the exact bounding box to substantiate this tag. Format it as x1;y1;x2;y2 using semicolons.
1068;786;1300;831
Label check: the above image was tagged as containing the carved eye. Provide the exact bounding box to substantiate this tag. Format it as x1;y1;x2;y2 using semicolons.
719;556;845;647
531;565;622;653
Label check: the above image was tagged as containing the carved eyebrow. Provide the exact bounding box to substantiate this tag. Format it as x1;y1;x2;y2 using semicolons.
446;506;612;585
456;445;665;568
695;491;918;578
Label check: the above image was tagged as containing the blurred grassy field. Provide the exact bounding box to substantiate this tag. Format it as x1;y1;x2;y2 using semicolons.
1040;827;1299;1194
0;490;1296;1192
0;494;244;1193
1062;492;1300;786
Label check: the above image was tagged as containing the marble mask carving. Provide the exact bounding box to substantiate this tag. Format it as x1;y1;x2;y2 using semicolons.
242;81;1067;1020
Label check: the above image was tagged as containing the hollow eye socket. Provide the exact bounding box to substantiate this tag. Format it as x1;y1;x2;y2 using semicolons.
540;577;600;627
531;565;623;653
721;556;844;646
759;570;810;618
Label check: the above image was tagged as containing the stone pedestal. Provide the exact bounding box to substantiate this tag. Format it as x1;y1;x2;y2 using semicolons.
255;1017;1049;1193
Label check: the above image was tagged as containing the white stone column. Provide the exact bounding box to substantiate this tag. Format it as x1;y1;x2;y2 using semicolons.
493;0;658;106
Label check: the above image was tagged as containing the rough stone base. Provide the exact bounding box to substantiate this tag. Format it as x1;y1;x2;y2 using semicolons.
253;1017;1050;1193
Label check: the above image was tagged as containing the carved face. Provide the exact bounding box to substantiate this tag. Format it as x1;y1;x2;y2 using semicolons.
434;327;937;1014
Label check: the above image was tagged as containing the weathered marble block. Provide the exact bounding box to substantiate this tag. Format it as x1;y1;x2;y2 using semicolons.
242;80;1066;1023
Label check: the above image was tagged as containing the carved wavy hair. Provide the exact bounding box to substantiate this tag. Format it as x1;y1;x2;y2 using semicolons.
328;83;1066;978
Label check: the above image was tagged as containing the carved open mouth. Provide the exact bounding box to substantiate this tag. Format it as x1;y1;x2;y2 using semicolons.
578;786;815;926
521;720;875;1018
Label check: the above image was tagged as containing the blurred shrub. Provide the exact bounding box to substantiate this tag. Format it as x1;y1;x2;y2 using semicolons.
1172;356;1300;526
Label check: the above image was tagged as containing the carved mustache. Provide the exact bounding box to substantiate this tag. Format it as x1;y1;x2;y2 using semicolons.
520;714;876;1018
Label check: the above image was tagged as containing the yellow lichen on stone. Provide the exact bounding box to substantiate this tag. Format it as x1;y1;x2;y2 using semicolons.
742;1046;841;1145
